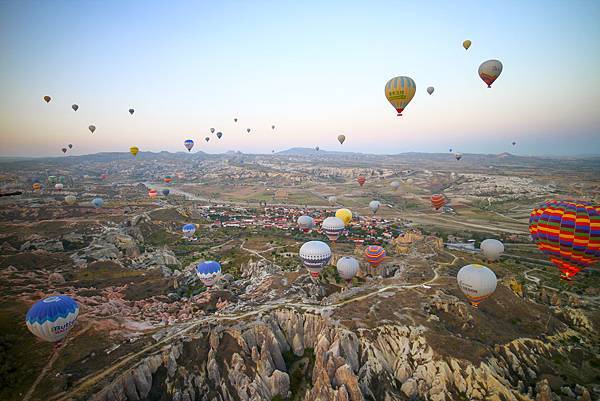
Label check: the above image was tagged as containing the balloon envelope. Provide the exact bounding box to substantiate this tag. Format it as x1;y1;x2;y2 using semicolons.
88;125;96;134
299;241;331;279
182;223;196;237
43;96;51;103
129;108;135;115
26;295;79;342
72;104;78;111
68;144;73;149
454;152;463;161
130;146;139;156
384;76;416;116
55;183;64;191
369;200;381;214
427;86;434;95
457;264;497;307
205;137;210;142
478;59;503;88
431;194;446;210
62;148;67;154
196;261;221;287
65;195;77;205
216;132;223;139
463;40;472;50
184;139;194;152
337;256;359;281
162;189;170;196
210;128;215;133
328;196;337;205
337;135;346;145
322;217;345;242
365;245;386;268
480;239;505;261
297;215;315;232
391;181;401;190
246;128;251;133
335;208;353;226
357;175;366;187
91;197;104;208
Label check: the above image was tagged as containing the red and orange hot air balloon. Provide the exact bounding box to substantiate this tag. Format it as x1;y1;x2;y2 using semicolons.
431;194;446;210
164;176;173;184
148;189;158;198
357;175;366;187
529;200;600;280
365;245;386;268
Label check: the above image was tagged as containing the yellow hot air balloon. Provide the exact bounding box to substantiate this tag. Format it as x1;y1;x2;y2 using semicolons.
384;76;416;116
335;208;353;226
463;40;472;50
130;146;139;156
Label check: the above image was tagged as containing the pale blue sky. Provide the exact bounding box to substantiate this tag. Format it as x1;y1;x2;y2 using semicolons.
1;0;599;156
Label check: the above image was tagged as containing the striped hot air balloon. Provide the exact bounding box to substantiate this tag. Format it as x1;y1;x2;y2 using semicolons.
299;241;331;279
196;261;221;287
148;189;158;198
431;194;446;210
365;245;386;268
322;217;345;242
385;76;416;116
529;200;600;279
164;176;173;184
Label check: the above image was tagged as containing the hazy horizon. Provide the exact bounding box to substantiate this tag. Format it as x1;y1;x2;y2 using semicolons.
1;1;599;157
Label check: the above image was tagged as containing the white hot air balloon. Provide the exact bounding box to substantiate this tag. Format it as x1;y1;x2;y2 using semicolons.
328;196;337;205
480;239;505;262
297;215;315;232
337;134;346;145
54;183;64;191
336;256;359;284
390;181;401;191
299;241;331;280
369;200;381;214
457;264;497;307
321;216;345;242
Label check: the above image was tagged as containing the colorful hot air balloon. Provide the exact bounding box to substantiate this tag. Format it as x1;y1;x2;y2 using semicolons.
88;125;96;134
335;208;353;226
148;189;158;198
365;245;386;268
369;200;381;214
196;261;221;287
529;200;600;279
43;96;51;103
427;86;434;95
26;295;79;342
32;183;42;191
72;104;78;111
129;108;135;115
299;241;331;279
457;264;497;307
130;146;139;156
297;215;315;232
91;198;104;208
162;189;170;196
357;175;366;187
478;60;503;88
62;148;67;154
65;195;77;205
480;239;505;262
328;196;337;205
337;135;346;145
182;223;196;238
246;128;251;133
205;137;210;142
68;144;73;149
337;256;359;284
210;128;215;134
454;152;463;161
384;76;416;116
391;181;401;191
54;183;64;191
322;217;345;242
216;132;223;139
431;194;446;210
463;40;472;50
184;139;194;152
164;176;173;184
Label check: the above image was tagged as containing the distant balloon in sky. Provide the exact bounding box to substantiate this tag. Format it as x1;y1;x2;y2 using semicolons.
369;200;381;214
390;181;401;191
130;146;139;156
129;108;135;115
65;195;77;205
449;148;452;153
365;245;386;269
299;241;331;279
337;135;346;145
463;40;472;50
457;264;497;307
182;223;196;238
427;86;434;95
315;146;319;151
210;128;215;134
335;208;352;226
384;76;416;116
88;125;96;134
272;125;275;130
322;216;345;242
454;152;463;161
184;139;194;152
512;141;516;146
297;215;315;232
162;189;170;196
216;132;223;139
196;261;221;287
480;239;505;262
43;96;51;103
68;144;73;149
91;197;104;208
357;175;366;187
62;148;67;154
72;104;79;111
431;194;446;210
234;118;238;123
26;295;79;342
328;196;337;205
247;128;251;133
478;59;503;88
205;137;210;142
337;256;359;283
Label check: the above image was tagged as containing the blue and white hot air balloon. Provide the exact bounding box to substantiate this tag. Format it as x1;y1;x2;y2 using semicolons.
182;223;196;238
26;295;79;342
184;139;194;152
196;261;222;287
162;189;170;196
91;197;104;208
299;241;331;279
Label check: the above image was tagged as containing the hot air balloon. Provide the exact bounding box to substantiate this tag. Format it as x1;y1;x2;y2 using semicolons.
72;104;78;111
196;261;221;287
216;132;223;139
449;148;453;153
210;128;215;134
271;125;275;130
48;176;57;185
43;96;51;103
68;144;73;149
391;181;401;191
315;146;319;151
328;196;337;205
335;208;353;226
129;108;135;115
297;215;315;232
54;183;64;191
205;137;210;142
91;198;103;208
529;200;600;279
100;173;108;180
338;135;346;145
357;175;366;187
184;139;194;152
365;245;386;268
164;176;173;184
427;86;434;95
454;152;463;161
369;200;381;214
26;295;79;342
431;194;446;210
322;217;345;242
182;223;196;238
337;256;359;284
463;40;472;50
246;128;251;133
62;148;67;154
478;60;503;88
88;125;96;134
480;239;505;262
457;264;497;307
148;189;158;198
299;241;331;279
384;76;416;116
234;118;238;123
162;189;170;196
64;195;77;205
512;141;516;146
32;183;42;191
130;146;139;156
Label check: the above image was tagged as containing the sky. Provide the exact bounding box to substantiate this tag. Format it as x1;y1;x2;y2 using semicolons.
1;0;599;157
